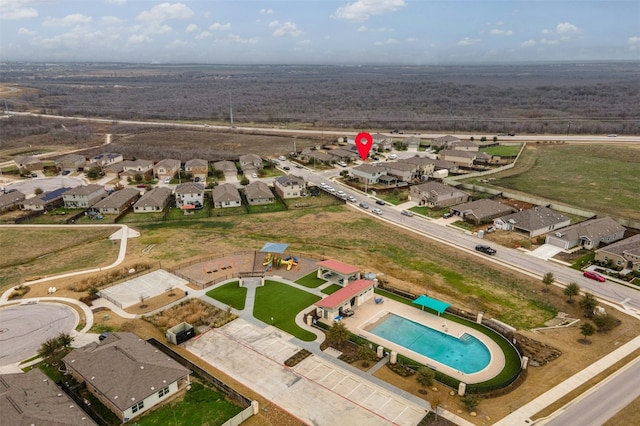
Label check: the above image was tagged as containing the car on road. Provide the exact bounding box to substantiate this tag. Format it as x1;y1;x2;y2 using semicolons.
347;195;357;203
283;166;290;171
61;170;71;176
359;202;369;209
326;187;336;193
295;164;303;168
443;212;454;219
401;210;414;217
319;182;328;188
475;244;497;255
372;208;383;215
278;156;286;161
388;154;398;160
375;199;385;205
336;190;346;197
607;134;618;138
583;270;606;282
336;161;347;167
486;226;496;233
31;173;38;178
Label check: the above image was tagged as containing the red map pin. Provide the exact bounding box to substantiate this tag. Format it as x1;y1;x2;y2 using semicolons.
355;132;373;161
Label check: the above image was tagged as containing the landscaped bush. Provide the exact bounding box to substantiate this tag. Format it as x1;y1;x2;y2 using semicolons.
386;362;416;377
8;284;30;300
71;263;152;292
144;299;236;331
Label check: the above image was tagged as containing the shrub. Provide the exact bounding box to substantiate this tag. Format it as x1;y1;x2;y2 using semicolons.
593;313;620;333
386;362;416;377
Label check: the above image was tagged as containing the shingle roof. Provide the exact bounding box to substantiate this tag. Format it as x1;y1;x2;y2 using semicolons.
244;181;273;199
596;234;640;257
92;187;140;209
275;175;304;187
63;184;105;197
212;183;241;202
499;206;570;232
352;164;385;174
185;159;208;168
63;333;190;414
154;159;181;169
552;217;625;243
134;187;172;209
213;160;237;172
452;199;515;219
175;182;204;194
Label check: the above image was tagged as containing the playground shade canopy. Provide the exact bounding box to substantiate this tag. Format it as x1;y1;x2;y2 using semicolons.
412;295;450;314
259;242;289;254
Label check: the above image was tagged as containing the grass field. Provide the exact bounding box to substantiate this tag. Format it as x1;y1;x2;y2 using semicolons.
294;271;326;288
481;144;522;156
205;281;246;310
253;280;320;341
486;144;640;222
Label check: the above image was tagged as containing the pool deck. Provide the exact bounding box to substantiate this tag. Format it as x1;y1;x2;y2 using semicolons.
339;297;507;385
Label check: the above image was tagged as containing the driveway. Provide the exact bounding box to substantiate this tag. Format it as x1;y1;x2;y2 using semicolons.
528;244;564;260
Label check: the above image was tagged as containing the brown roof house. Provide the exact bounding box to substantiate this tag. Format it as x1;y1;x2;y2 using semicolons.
0;190;26;212
121;160;154;178
450;199;516;225
494;206;571;238
274;175;306;199
89;152;123;169
213;160;237;177
63;184;107;209
430;135;460;149
14;155;42;171
595;234;640;273
244;181;274;205
438;150;477;168
238;154;263;175
409;182;469;208
402;156;436;176
212;183;241;208
545;217;625;250
133;187;172;213
153;159;181;180
90;187;140;215
380;161;419;182
62;333;191;422
1;368;96;426
449;140;479;151
184;159;208;182
56;154;87;173
20;187;71;211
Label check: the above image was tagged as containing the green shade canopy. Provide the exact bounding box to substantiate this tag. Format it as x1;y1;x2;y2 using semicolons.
412;295;450;315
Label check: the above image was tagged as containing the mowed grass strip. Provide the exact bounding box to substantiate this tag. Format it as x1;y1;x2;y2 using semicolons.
295;271;326;288
206;281;247;311
136;381;243;426
321;284;342;295
254;280;320;341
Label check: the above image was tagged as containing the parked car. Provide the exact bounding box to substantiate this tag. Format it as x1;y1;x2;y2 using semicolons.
31;173;38;178
251;173;258;178
336;161;347;167
278;156;286;161
372;208;383;215
388;154;398;160
475;244;497;255
283;166;290;171
583;270;606;282
443;212;454;219
359;202;369;209
61;170;71;176
347;195;357;203
486;226;496;233
375;199;385;205
336;190;346;197
164;177;171;184
401;210;414;217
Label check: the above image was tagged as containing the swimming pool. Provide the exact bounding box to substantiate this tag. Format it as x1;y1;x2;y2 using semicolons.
369;314;491;374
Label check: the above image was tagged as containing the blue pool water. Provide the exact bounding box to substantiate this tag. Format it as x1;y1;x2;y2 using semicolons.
369;314;491;374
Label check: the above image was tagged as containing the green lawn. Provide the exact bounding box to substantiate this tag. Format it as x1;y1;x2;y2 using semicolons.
321;284;342;295
408;206;449;218
481;144;522;156
254;280;321;341
295;271;326;288
206;281;247;310
380;190;409;205
165;206;210;220
246;199;287;214
136;381;243;426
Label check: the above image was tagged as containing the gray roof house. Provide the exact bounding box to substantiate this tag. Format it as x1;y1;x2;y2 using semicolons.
450;199;516;225
0;190;26;212
244;181;275;205
63;333;191;422
372;133;393;151
409;181;469;208
90;152;123;168
153;159;181;179
63;184;107;208
403;135;421;148
133;187;173;213
402;156;436;175
449;140;479;151
494;206;571;238
545;217;626;250
301;150;333;164
595;234;640;273
121;159;154;177
14;155;42;171
328;148;359;162
350;164;386;184
238;154;263;171
274;175;306;199
430;135;460;149
438;150;477;167
20;187;71;211
175;182;205;208
212;183;241;208
90;187;140;215
380;161;419;182
213;160;237;173
56;154;87;172
1;368;96;426
184;159;208;182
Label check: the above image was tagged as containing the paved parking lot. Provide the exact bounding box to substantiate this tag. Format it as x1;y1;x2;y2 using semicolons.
186;319;427;426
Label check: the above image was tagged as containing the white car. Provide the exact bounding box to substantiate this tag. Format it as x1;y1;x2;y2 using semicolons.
336;161;347;167
388;154;398;160
163;177;171;184
347;195;357;202
252;173;258;179
326;187;336;193
278;155;286;161
336;190;346;197
319;182;328;188
372;208;383;215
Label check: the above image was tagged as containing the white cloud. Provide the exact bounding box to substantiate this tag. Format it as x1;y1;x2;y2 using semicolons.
43;14;93;27
128;34;151;44
556;22;580;35
357;25;393;33
225;34;259;44
269;21;302;37
374;38;398;46
167;39;189;49
186;23;198;33
18;27;36;36
358;25;368;32
628;36;640;51
260;8;273;15
136;2;194;22
490;29;513;36
520;39;536;47
457;37;480;46
333;0;406;22
106;0;127;5
101;16;125;25
540;38;559;45
0;0;38;20
209;22;231;31
195;31;211;40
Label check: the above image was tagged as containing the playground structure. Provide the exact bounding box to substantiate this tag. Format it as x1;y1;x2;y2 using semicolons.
263;252;299;271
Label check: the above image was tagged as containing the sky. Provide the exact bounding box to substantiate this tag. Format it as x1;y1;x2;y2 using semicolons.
1;0;639;64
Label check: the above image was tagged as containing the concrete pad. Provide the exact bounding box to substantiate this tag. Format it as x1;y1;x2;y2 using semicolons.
186;319;427;426
99;269;188;309
528;244;564;260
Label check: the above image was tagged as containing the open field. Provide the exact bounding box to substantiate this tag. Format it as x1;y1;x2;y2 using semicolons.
463;143;640;222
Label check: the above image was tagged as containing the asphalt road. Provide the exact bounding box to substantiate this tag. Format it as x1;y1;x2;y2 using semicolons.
0;302;77;364
543;356;640;426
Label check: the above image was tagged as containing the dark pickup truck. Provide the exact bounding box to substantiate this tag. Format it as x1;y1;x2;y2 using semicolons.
475;244;497;255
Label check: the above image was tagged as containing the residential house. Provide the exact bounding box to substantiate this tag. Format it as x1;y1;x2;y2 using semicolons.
1;368;97;426
121;159;154;179
175;182;205;208
244;181;275;205
595;234;640;272
213;160;237;176
545;217;625;250
185;159;208;182
449;140;479;152
430;135;460;149
63;184;107;208
133;187;172;213
274;175;306;199
13;155;42;171
90;187;140;215
56;154;87;173
433;159;459;173
62;332;191;422
372;133;393;151
450;199;516;225
89;152;123;169
403;135;421;150
402;156;436;177
212;183;241;208
238;154;263;175
409;181;469;208
438;150;477;168
20;187;71;211
380;161;419;182
494;206;571;238
350;164;385;184
301;150;333;165
0;190;26;212
102;162;125;178
328;148;359;162
154;159;181;180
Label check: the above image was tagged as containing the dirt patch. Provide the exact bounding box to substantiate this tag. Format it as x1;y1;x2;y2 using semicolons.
513;332;562;366
124;288;189;315
143;298;236;331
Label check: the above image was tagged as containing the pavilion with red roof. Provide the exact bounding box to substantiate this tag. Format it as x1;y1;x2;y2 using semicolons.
315;279;375;321
316;259;361;286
